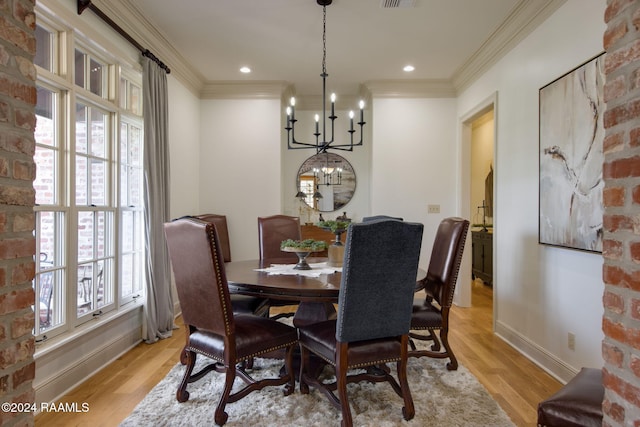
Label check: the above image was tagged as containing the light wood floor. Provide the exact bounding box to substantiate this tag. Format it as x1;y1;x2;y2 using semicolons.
35;281;561;427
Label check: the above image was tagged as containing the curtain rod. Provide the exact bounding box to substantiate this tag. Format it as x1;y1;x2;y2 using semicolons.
77;0;171;74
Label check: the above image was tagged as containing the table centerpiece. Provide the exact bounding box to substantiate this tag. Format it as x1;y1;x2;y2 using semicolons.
280;239;328;270
316;220;351;267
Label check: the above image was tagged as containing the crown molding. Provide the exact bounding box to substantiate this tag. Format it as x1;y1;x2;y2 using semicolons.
85;0;566;100
91;0;205;96
363;79;456;98
451;0;567;94
200;81;289;99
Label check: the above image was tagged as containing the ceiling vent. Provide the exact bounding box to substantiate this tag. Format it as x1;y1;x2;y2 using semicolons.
380;0;416;8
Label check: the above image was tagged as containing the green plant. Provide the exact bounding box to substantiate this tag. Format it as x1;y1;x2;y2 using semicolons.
316;220;351;234
280;239;328;252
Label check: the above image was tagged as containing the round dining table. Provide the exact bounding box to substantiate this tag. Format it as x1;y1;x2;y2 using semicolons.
225;258;427;327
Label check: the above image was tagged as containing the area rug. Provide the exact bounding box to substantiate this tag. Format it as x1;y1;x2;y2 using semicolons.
121;356;514;427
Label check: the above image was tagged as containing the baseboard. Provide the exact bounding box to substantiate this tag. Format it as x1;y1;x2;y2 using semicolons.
34;307;143;406
495;320;578;384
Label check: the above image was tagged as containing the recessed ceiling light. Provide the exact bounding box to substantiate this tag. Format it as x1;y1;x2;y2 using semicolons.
403;65;415;72
240;66;251;74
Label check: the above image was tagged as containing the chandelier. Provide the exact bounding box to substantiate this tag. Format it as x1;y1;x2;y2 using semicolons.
285;0;366;153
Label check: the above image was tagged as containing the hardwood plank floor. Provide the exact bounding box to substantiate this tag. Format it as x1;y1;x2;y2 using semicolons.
35;280;561;426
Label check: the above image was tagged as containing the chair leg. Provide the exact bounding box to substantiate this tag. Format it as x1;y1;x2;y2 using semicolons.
440;328;458;370
398;336;415;421
283;343;296;396
336;343;353;427
299;344;310;394
215;363;236;426
176;350;196;403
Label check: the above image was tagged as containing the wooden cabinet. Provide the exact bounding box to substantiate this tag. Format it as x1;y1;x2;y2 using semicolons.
472;230;492;285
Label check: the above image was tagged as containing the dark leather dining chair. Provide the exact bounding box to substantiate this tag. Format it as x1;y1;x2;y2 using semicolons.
408;216;469;370
298;219;423;427
195;214;269;317
258;215;301;319
257;214;301;263
164;218;298;426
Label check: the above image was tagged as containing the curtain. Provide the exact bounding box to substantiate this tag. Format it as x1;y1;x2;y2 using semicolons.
142;56;175;342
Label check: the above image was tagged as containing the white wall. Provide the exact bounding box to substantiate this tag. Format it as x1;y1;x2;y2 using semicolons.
370;98;458;272
456;0;606;381
167;77;201;219
198;99;282;261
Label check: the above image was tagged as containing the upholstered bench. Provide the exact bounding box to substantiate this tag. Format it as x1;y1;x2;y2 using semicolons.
537;367;603;427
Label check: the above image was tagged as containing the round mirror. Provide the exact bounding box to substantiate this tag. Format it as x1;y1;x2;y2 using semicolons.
296;152;356;212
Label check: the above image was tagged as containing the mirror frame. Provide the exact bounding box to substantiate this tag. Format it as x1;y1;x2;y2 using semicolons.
296;152;356;212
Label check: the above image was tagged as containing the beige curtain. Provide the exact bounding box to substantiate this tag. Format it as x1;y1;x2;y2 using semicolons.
142;55;175;342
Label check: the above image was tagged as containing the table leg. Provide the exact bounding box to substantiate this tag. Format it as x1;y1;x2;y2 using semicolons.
292;301;336;328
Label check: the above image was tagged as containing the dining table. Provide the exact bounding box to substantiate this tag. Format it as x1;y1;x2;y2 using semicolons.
225;257;427;327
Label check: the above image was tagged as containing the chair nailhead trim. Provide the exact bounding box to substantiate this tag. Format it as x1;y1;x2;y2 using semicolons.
188;339;298;363
299;344;400;369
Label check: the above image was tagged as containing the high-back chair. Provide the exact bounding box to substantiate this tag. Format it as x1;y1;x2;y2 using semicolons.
258;215;302;319
408;217;469;370
195;214;269;317
298;219;423;426
164;218;298;426
258;214;301;263
362;215;403;222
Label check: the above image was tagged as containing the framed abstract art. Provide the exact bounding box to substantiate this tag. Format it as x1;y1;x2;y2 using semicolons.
539;53;605;252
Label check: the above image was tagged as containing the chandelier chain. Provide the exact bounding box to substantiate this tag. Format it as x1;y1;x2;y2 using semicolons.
322;5;327;75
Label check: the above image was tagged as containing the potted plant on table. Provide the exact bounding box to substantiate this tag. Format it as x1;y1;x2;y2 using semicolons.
280;239;328;270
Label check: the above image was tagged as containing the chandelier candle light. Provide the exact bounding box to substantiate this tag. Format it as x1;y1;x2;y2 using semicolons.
285;0;366;153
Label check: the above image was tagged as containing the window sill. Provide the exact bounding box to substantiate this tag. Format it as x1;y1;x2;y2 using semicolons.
34;300;144;359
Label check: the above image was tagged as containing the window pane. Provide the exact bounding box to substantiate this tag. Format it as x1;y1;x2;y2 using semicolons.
76;103;87;154
35;268;64;332
120;210;142;299
97;259;112;308
38;211;58;266
90;159;106;206
96;211;106;258
35;87;57;205
89;58;104;97
77;262;94;315
34;210;65;334
75;155;88;205
90;108;107;158
130;125;142;166
77;211;94;262
75;49;85;88
130;83;142;115
35;25;52;71
119;77;126;109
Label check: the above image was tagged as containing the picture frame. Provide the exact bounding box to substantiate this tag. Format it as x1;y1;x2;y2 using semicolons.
539;53;605;252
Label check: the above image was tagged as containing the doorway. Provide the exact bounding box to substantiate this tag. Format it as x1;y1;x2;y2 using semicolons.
459;94;496;325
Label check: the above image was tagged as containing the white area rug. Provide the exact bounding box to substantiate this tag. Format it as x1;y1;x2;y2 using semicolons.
121;355;514;427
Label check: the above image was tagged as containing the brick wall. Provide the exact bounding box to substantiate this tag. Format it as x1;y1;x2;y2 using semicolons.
0;0;37;426
602;0;640;425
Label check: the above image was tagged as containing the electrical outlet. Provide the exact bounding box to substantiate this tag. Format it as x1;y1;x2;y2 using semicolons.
428;204;440;214
568;332;575;350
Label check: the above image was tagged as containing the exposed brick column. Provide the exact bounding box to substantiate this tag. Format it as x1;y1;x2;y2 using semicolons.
602;0;640;425
0;0;37;426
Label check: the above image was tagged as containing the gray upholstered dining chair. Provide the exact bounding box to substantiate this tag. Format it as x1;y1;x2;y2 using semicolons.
298;218;423;427
362;215;403;222
164;218;298;426
408;216;469;370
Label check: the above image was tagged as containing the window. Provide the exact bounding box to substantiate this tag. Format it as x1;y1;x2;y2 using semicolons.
33;21;145;339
